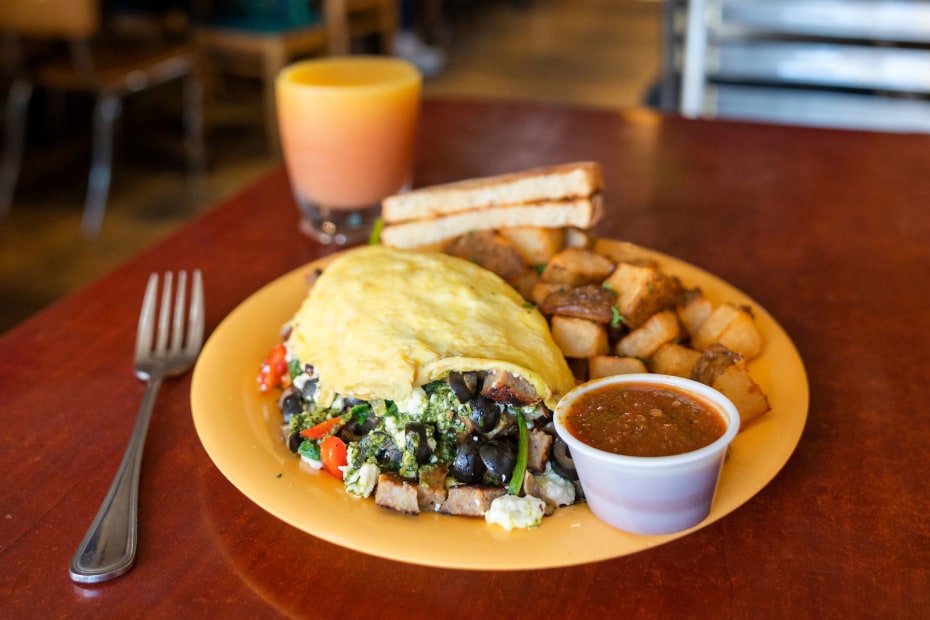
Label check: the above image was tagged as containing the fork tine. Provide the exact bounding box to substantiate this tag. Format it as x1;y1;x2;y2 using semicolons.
186;269;205;353
156;272;173;354
135;273;159;360
171;271;187;352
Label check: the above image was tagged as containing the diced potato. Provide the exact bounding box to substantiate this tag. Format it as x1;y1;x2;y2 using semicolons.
508;268;540;302
649;342;701;378
592;240;659;269
602;262;679;329
588;355;648;379
677;287;713;337
498;227;566;266
614;309;680;359
691;303;763;359
551;315;609;358
540;247;615;286
564;227;594;249
531;281;565;306
691;344;770;424
711;364;771;425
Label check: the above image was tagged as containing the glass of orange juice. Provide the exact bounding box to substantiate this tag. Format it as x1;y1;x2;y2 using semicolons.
276;56;421;244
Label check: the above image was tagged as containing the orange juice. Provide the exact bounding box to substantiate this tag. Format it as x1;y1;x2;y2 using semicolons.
276;57;421;213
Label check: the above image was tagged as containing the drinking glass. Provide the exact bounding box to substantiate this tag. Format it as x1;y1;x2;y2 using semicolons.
276;56;421;244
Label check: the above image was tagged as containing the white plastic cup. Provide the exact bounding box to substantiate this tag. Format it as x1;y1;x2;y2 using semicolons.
553;373;740;535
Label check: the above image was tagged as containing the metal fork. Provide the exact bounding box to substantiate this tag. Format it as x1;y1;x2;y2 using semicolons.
69;270;205;584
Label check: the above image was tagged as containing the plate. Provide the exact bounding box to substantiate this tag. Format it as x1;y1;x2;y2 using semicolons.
191;240;808;570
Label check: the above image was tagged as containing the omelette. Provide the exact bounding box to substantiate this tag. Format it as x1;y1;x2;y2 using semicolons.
269;245;580;524
285;245;575;409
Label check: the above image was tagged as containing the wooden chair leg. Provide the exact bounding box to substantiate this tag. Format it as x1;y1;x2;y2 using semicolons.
182;73;207;177
81;94;122;238
1;79;34;217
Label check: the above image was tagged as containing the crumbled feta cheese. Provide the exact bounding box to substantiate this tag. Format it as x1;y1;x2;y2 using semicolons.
535;465;576;507
395;386;428;416
344;463;379;498
300;455;323;470
292;372;310;391
485;495;546;531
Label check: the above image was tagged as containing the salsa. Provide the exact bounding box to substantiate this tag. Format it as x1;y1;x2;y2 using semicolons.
564;383;727;457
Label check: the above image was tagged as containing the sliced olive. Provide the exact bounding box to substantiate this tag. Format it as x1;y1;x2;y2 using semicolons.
448;371;479;403
301;378;318;399
451;440;485;484
359;431;402;468
468;395;500;433
287;431;303;454
479;440;516;486
405;422;433;465
280;392;303;420
550;436;578;481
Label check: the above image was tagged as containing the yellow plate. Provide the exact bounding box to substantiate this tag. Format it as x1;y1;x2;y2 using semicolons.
191;240;808;570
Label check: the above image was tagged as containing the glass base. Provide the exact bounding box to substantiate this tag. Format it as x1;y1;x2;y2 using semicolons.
297;202;381;245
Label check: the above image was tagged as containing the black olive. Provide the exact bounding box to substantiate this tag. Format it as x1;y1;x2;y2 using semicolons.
301;378;318;399
287;432;304;454
451;440;485;484
280;393;303;420
405;422;433;465
550;436;578;481
479;440;516;485
468;395;500;433
448;371;479;403
343;396;365;409
359;432;402;468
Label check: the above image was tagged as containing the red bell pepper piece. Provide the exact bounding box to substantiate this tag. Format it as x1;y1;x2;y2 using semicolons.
299;415;346;440
258;343;291;393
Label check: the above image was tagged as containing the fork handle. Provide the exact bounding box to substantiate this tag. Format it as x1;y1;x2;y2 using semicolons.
69;376;163;583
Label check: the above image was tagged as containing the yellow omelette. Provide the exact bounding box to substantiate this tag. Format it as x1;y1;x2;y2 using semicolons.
285;245;575;410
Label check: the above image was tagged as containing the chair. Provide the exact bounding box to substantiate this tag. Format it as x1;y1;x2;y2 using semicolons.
194;0;398;153
680;0;930;133
0;0;206;237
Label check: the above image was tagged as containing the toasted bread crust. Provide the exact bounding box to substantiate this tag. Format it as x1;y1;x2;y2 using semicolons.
380;196;602;249
382;161;603;222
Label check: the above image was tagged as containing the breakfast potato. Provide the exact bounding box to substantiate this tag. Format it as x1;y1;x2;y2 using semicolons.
509;268;540;301
677;287;713;337
540;247;615;286
615;309;680;359
691;303;763;359
531;281;565;306
649;342;701;378
564;227;595;249
602;262;680;329
691;344;770;423
551;315;609;358
499;226;566;266
588;355;648;379
592;240;659;269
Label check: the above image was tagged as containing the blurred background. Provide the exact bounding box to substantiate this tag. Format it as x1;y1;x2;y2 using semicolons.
3;0;929;333
0;0;664;333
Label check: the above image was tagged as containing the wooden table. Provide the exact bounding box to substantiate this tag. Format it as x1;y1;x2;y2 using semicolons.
2;99;928;617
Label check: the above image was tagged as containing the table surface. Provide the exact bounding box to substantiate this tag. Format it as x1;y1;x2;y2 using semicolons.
2;99;928;618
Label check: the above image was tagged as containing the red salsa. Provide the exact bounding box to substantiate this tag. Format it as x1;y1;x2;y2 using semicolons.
564;383;727;457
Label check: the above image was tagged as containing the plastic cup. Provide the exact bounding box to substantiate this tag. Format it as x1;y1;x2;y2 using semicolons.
276;56;421;244
553;373;740;535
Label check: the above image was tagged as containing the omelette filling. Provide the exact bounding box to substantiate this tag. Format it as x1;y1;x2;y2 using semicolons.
278;361;579;524
264;245;581;527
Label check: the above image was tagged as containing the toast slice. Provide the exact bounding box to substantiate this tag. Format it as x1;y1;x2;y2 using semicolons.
382;161;603;223
380;196;602;249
